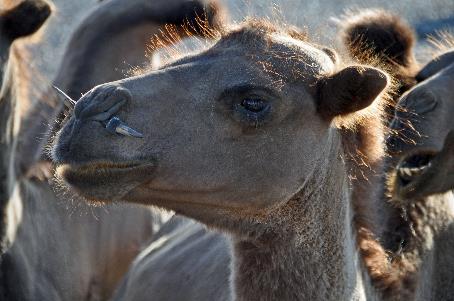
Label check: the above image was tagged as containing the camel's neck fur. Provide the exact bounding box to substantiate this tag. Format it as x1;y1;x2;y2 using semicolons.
230;131;366;301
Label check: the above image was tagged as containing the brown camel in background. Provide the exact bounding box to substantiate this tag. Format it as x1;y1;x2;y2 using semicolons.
0;0;225;300
341;10;454;299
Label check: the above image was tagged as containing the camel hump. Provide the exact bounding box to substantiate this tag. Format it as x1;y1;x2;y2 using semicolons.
340;9;415;70
0;0;51;41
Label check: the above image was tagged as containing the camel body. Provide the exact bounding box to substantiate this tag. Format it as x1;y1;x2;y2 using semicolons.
0;0;223;299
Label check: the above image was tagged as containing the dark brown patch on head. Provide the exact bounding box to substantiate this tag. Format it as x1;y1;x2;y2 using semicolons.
341;9;416;69
0;0;51;41
163;0;227;36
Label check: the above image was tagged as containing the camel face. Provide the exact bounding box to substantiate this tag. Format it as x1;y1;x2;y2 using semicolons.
390;61;454;154
53;23;387;216
390;58;454;200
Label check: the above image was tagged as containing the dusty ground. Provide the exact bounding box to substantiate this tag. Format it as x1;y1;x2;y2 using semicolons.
27;0;454;86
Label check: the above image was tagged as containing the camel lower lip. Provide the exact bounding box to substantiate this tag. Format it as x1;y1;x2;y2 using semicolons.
56;161;156;184
60;161;147;172
55;160;156;202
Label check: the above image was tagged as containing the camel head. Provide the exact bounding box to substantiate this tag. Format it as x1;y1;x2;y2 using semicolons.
389;57;454;155
389;54;454;201
52;22;388;227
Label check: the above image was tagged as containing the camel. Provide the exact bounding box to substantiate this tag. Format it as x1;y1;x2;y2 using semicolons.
109;14;454;301
386;51;454;256
0;0;51;257
385;59;454;299
52;18;454;300
340;7;454;231
0;0;225;300
341;11;454;298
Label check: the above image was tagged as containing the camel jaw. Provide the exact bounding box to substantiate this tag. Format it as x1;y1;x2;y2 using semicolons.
55;161;156;202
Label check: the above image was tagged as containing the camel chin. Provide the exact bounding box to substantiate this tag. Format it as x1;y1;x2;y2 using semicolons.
56;161;156;202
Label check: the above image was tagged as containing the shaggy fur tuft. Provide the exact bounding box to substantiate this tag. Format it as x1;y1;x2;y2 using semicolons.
341;9;416;69
340;9;418;107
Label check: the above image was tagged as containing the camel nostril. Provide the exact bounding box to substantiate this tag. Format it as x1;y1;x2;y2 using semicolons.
76;85;132;121
91;99;127;121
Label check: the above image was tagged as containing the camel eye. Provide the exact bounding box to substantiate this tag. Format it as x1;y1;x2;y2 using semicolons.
220;85;275;127
240;99;269;113
234;98;271;125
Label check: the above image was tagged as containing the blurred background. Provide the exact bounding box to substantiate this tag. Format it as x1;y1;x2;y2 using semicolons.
29;0;454;83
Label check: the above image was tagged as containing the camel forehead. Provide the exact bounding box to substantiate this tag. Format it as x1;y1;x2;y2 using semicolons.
213;26;335;72
269;33;335;73
167;24;335;81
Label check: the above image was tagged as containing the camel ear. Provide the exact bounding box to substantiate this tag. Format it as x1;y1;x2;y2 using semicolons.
0;0;51;41
317;66;388;119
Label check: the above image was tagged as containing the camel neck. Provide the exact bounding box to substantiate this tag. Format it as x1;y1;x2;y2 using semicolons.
230;133;367;301
230;190;363;301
